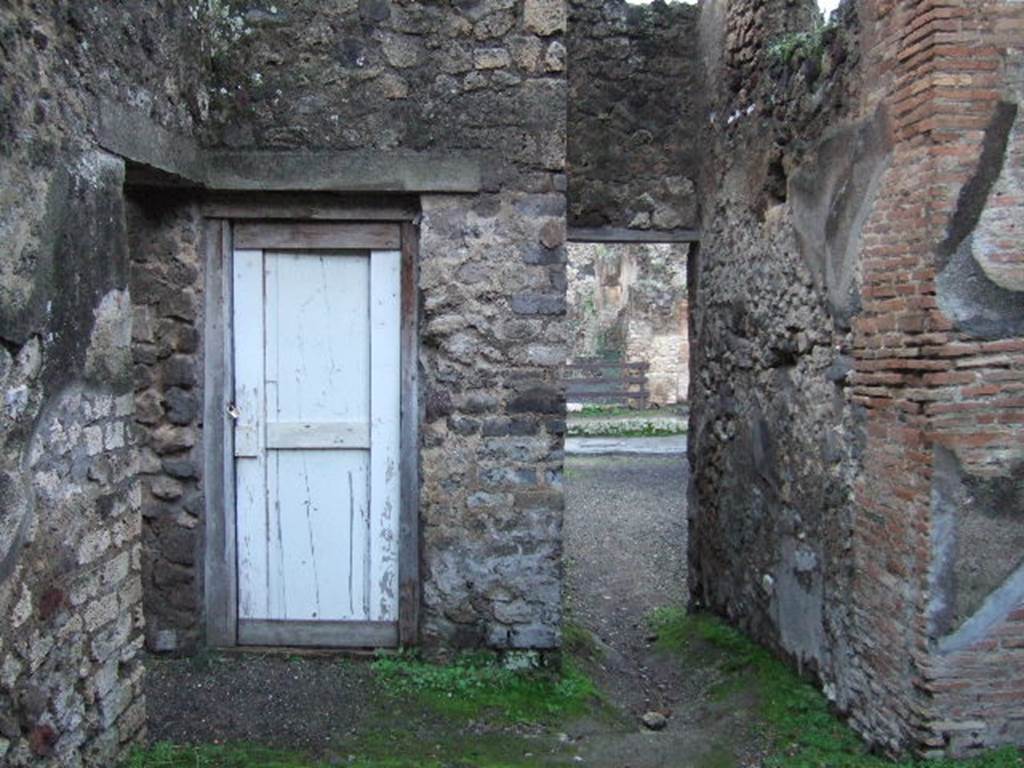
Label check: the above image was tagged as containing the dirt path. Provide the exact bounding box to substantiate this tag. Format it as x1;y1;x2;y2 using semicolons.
560;453;756;768
563;453;691;717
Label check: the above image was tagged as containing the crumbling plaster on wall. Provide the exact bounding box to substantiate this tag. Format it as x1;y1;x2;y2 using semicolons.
692;0;1024;756
0;2;213;763
690;0;866;707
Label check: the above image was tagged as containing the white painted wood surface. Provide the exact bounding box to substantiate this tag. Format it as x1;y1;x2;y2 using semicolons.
234;246;402;638
233;249;268;620
265;421;370;450
369;250;402;622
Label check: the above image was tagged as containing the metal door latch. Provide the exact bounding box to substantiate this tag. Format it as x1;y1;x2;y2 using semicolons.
227;403;241;420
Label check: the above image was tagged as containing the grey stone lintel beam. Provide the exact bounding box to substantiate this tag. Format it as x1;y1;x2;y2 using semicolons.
568;227;701;244
97;99;482;193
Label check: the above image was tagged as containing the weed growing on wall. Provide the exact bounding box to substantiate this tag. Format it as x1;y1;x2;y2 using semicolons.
767;23;836;66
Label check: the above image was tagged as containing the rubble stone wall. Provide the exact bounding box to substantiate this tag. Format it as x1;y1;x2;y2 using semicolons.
182;0;571;650
566;242;689;405
0;3;210;765
127;193;205;655
691;0;1024;756
567;0;702;230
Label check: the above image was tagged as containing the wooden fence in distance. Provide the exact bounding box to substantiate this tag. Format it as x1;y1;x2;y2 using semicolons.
564;359;649;409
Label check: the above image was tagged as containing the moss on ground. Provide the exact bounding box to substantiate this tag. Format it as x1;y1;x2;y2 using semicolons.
128;739;577;768
647;608;1024;768
370;649;598;723
128;611;1024;768
127;651;599;768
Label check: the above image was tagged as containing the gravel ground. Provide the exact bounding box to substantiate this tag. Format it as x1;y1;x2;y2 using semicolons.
145;651;376;751
563;453;690;717
563;454;762;768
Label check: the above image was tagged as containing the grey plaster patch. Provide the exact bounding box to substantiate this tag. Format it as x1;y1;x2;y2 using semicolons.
929;446;963;638
85;290;133;388
930;445;1024;640
0;165;70;348
939;565;1024;654
936;232;1024;338
773;537;826;671
790;107;891;330
0;471;32;584
936;102;1017;267
935;101;1024;339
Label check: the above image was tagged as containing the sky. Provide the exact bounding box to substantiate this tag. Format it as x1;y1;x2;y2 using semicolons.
625;0;844;18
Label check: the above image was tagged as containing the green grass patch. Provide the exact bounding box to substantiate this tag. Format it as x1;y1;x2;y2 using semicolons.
347;726;579;768
563;620;603;660
566;423;684;438
648;608;1024;768
576;405;638;418
126;742;324;768
370;649;599;724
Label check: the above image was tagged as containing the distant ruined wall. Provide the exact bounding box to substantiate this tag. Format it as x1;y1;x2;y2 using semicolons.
566;242;689;405
692;0;1024;756
567;0;702;230
0;3;210;765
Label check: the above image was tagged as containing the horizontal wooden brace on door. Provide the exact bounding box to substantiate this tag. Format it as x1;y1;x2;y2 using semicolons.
238;620;398;648
265;422;370;450
233;221;401;250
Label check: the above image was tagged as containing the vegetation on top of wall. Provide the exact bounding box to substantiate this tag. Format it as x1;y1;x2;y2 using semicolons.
648;609;1024;768
767;22;837;67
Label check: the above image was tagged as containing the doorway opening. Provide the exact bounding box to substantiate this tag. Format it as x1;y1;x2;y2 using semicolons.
562;237;692;729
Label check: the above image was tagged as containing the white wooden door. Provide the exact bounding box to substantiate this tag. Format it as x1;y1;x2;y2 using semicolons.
232;246;401;647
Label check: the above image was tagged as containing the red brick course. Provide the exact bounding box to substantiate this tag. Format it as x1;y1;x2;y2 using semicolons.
851;0;1024;755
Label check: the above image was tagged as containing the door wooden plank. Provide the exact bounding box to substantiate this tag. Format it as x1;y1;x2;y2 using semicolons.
265;252;370;424
398;222;420;645
233;250;264;458
233;248;270;620
273;450;369;620
237;619;398;648
369;250;402;623
264;251;373;622
266;421;370;450
234;221;400;250
204;220;237;646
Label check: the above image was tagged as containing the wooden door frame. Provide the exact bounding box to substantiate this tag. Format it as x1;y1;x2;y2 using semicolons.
201;194;421;648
